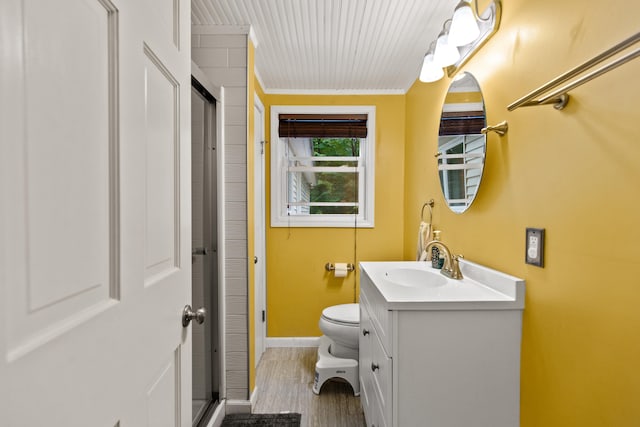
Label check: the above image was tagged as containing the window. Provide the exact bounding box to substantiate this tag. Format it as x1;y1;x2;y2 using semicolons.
438;108;485;211
270;106;375;227
437;134;484;210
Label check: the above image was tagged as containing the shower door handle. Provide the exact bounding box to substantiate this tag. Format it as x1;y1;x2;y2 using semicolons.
182;305;206;327
192;247;209;256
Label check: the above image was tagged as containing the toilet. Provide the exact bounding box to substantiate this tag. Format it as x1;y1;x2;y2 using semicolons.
318;303;360;359
313;303;360;396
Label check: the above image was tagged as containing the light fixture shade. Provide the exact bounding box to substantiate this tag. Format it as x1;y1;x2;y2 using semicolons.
419;53;444;83
433;34;460;67
449;2;480;47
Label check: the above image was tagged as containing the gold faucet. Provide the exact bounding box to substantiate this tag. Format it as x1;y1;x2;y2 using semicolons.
425;240;464;280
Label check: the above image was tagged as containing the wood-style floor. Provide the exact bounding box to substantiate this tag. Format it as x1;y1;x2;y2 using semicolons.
253;347;367;427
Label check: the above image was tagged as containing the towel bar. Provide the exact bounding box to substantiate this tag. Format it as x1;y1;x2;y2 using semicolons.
508;31;640;111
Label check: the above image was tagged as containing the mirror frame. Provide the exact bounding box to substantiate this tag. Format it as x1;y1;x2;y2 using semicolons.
437;72;487;214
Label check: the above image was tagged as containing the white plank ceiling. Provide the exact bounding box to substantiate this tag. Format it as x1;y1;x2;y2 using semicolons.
192;0;455;93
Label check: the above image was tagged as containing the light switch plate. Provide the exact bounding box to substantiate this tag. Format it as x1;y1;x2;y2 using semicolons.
525;228;545;267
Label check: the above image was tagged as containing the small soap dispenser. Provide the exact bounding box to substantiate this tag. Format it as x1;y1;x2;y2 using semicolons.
438;251;446;269
431;230;441;269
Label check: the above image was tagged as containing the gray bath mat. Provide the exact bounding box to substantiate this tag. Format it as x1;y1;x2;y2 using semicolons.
221;412;301;426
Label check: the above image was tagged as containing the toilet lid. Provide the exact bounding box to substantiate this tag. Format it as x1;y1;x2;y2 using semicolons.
321;303;359;325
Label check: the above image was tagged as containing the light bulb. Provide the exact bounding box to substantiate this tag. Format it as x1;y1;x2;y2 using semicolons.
433;33;460;67
449;1;480;46
419;54;444;83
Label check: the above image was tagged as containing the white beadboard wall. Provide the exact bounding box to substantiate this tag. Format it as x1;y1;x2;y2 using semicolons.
192;30;249;401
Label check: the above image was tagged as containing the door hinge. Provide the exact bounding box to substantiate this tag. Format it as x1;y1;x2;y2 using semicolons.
262;310;266;322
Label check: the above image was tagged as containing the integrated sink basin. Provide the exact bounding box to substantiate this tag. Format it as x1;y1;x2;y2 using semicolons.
384;268;447;288
360;260;525;310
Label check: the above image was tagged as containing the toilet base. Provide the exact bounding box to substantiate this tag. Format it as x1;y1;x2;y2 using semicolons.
313;336;359;396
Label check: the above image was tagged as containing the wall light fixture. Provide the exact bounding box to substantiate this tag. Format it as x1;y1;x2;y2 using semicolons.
419;0;502;83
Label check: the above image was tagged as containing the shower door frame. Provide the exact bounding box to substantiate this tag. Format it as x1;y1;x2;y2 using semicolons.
191;78;221;427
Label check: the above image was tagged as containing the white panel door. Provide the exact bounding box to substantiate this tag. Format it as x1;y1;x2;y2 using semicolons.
0;0;192;426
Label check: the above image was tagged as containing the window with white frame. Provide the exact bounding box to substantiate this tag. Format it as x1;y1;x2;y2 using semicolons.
270;106;375;228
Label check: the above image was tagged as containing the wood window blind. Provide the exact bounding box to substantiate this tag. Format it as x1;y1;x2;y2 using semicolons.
279;114;368;138
438;111;485;136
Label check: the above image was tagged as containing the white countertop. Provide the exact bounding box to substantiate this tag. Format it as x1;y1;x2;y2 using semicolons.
359;260;525;310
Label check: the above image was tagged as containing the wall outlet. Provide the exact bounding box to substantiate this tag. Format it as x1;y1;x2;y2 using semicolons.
525;228;545;267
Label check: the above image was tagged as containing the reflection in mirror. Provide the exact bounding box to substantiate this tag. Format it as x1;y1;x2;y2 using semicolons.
437;72;486;213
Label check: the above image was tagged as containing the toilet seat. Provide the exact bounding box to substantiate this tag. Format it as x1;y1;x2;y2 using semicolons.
321;303;359;325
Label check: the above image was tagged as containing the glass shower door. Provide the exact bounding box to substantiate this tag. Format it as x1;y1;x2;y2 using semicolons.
191;83;219;426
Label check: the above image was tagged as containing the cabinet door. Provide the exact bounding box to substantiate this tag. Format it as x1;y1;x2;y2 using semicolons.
359;302;374;421
370;328;392;426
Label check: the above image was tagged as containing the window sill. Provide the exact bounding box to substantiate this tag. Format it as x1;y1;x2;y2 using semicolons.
270;216;374;228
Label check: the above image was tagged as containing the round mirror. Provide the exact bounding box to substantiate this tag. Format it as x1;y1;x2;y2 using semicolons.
437;72;487;213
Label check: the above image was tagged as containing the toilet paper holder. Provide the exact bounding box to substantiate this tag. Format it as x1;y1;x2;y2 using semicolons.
325;263;355;272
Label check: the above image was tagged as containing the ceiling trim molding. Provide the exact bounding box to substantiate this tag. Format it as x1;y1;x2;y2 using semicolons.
262;88;408;96
248;26;259;48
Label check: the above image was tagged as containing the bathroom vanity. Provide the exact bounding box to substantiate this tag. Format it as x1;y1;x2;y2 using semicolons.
358;261;525;427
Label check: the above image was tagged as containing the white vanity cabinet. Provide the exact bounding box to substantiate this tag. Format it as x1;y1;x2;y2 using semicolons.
358;261;525;427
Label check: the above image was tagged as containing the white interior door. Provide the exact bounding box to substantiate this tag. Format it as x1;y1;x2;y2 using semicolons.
253;95;266;367
0;0;192;426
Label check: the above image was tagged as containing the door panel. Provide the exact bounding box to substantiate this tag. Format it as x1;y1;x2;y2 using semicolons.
7;0;117;362
144;46;180;283
147;348;182;427
152;0;180;48
0;0;192;425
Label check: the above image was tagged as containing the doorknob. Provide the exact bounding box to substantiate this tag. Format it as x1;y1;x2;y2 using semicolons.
182;305;206;327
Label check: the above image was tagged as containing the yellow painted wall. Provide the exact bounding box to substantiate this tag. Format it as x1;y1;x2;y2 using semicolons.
404;0;640;425
262;94;406;337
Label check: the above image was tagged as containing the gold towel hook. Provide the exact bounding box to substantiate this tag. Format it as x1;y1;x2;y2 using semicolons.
421;199;434;223
481;120;508;136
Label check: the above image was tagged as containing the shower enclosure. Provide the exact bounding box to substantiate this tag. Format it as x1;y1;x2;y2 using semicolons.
191;79;220;426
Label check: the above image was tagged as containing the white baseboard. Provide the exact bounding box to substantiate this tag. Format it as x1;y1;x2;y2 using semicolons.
265;337;321;347
250;386;259;409
224;399;252;414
